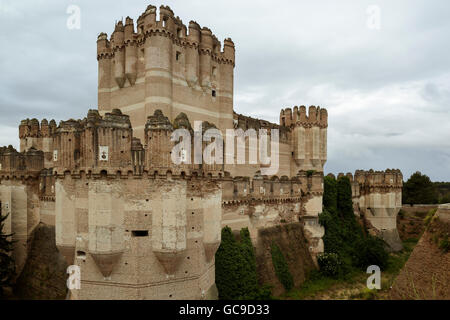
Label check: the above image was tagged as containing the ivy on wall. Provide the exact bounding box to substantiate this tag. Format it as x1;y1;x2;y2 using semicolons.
270;242;294;291
318;175;389;278
215;227;271;300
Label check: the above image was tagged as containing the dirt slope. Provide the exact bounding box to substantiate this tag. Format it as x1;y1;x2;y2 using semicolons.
390;205;450;299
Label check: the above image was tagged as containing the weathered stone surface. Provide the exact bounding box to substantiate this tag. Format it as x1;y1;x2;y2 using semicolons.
14;223;68;300
344;169;404;252
255;223;316;296
0;4;335;300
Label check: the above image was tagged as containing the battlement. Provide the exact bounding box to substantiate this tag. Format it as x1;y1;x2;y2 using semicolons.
97;5;235;64
0;145;44;177
233;112;290;143
19;118;57;139
280;106;328;128
222;170;323;203
353;169;403;189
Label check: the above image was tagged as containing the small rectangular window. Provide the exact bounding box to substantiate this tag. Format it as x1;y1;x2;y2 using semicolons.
212;90;216;97
132;230;149;237
176;51;181;61
76;251;86;260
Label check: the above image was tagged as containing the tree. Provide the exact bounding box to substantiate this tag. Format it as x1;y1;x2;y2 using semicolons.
319;175;389;275
0;212;15;298
323;176;337;214
215;227;272;300
402;172;439;205
337;176;354;218
215;226;246;299
440;194;450;204
238;228;259;297
270;242;293;291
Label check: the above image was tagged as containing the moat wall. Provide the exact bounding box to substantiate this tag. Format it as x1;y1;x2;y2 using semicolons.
255;223;316;296
14;223;68;300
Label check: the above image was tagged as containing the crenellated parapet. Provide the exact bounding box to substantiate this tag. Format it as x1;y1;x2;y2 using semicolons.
19;118;57;167
222;175;304;204
51;109;133;175
19;118;57;140
233;112;290;143
96;5;235;82
354;169;403;194
280;105;328;129
0;145;44;178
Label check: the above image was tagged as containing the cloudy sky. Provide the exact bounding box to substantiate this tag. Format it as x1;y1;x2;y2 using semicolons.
0;0;449;180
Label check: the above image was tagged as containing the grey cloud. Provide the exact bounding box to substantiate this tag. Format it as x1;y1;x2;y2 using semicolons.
0;0;449;180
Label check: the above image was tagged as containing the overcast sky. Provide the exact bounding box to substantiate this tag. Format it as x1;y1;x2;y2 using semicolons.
0;0;449;180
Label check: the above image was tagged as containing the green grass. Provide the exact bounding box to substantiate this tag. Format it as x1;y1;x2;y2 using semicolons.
385;238;417;275
423;208;438;227
283;269;364;300
283;271;341;299
438;233;449;253
282;238;419;300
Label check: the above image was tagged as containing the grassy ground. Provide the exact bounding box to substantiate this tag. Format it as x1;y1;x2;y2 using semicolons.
281;238;419;300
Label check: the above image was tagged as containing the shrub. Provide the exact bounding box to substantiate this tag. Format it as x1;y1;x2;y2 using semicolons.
239;228;259;297
354;236;389;270
323;176;337;214
317;252;344;278
337;176;354;218
438;233;449;253
215;227;272;300
306;170;316;177
270;242;293;291
440;194;450;204
424;208;437;227
319;175;389;274
215;226;246;299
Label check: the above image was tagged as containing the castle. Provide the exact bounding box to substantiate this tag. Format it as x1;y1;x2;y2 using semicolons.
0;5;401;299
330;170;404;251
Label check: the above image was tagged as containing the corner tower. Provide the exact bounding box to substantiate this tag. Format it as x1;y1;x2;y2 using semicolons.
280;106;328;175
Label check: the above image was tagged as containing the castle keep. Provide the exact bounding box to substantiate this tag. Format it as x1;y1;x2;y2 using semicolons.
97;5;235;142
0;4;401;299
